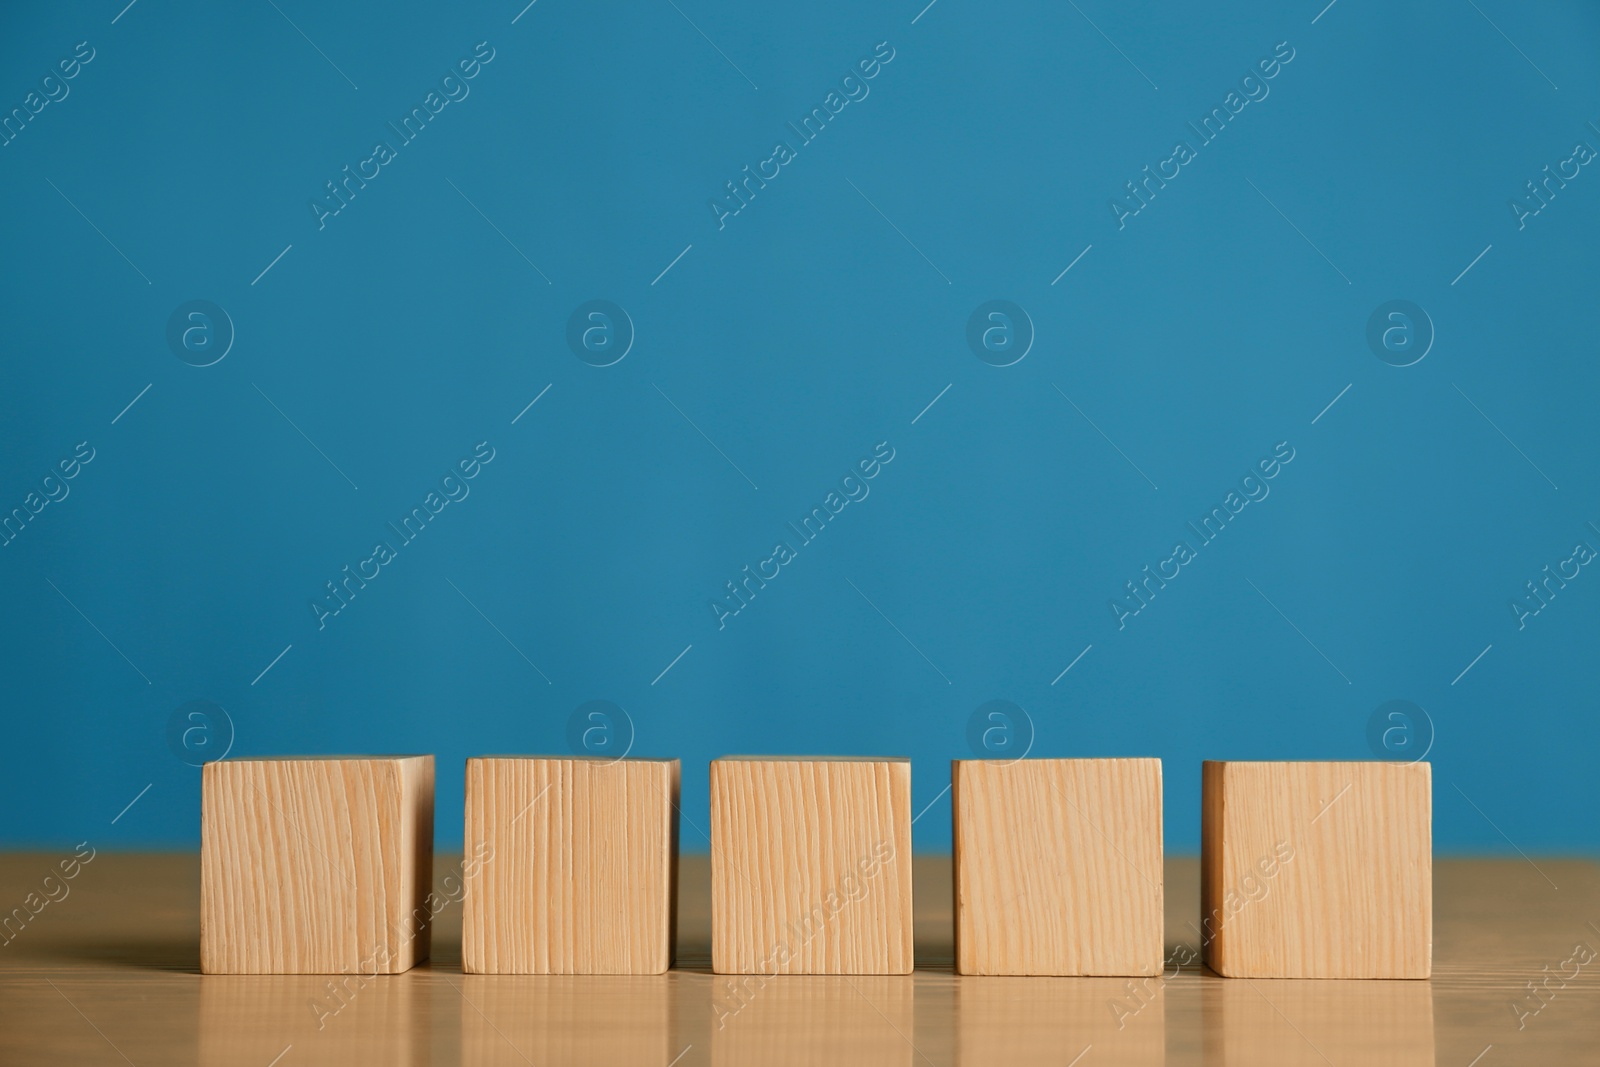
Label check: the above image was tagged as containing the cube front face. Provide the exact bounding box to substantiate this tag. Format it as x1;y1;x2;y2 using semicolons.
710;757;913;975
462;757;679;974
952;758;1164;976
200;755;435;975
1201;760;1432;979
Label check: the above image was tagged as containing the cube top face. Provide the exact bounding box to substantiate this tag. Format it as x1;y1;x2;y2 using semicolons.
952;757;1163;976
718;755;911;761
1202;760;1432;979
710;757;913;974
218;754;431;762
200;755;435;974
470;755;676;763
462;756;679;974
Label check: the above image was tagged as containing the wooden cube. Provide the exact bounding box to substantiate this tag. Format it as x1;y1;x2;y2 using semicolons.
952;758;1163;975
462;756;679;974
1201;760;1431;978
200;755;435;974
710;757;913;975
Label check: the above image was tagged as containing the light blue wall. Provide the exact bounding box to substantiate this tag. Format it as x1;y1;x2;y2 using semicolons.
1;0;1596;854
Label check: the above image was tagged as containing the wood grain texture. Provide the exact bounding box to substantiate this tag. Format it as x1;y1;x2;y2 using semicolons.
710;757;913;975
199;755;434;974
461;756;679;975
1201;760;1432;978
4;853;1600;1065
952;757;1163;976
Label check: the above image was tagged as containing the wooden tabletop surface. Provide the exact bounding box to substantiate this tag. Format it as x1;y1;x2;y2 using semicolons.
1;852;1595;1065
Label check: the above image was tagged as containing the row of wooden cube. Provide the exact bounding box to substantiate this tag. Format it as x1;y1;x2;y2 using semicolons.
199;756;1432;979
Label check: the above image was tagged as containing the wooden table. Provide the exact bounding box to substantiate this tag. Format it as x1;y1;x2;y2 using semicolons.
1;853;1595;1065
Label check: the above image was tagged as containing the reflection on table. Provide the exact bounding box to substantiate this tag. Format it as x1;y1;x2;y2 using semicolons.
1203;977;1434;1066
0;854;1591;1067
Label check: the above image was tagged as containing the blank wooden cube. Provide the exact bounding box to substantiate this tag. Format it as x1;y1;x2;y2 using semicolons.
710;757;913;975
200;755;435;974
1201;760;1431;978
952;758;1163;976
462;756;679;974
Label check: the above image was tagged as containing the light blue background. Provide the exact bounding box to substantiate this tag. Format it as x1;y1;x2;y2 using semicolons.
2;0;1596;853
